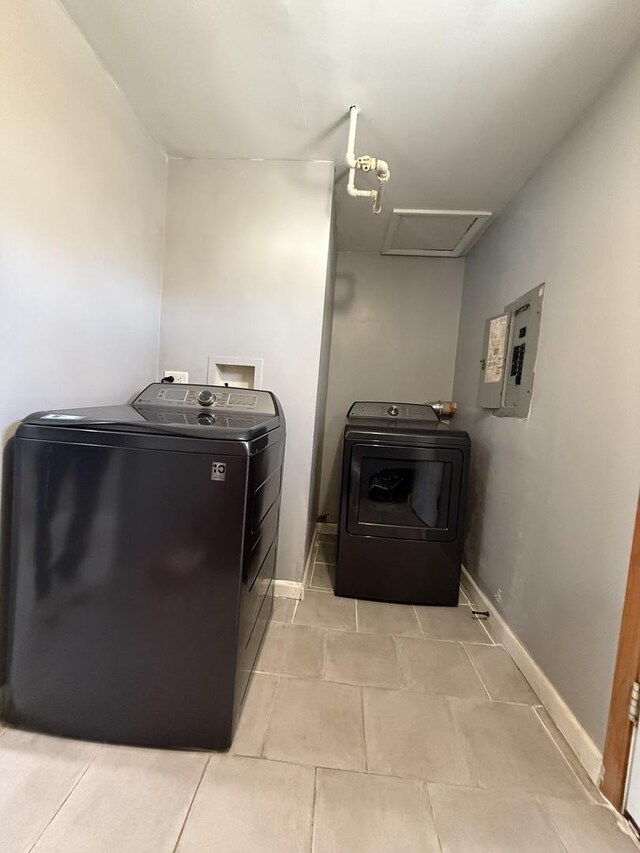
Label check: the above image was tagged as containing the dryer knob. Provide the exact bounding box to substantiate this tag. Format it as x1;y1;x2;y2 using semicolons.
198;390;216;407
388;405;399;417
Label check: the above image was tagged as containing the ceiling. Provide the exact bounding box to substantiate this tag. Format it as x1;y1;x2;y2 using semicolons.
61;0;640;252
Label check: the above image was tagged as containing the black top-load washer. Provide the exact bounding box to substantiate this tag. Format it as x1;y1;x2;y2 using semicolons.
6;383;285;750
335;401;469;606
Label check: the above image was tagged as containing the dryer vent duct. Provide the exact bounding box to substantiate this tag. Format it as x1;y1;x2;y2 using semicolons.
382;208;492;257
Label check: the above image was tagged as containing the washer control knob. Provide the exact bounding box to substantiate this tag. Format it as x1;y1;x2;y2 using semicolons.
388;405;399;417
198;390;216;407
197;413;215;425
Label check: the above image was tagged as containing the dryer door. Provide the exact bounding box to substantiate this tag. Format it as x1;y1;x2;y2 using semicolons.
347;444;463;541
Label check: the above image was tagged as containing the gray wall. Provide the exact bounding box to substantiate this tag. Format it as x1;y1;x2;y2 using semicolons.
319;253;465;520
307;218;337;548
1;0;167;431
0;0;167;679
453;46;640;748
159;158;334;583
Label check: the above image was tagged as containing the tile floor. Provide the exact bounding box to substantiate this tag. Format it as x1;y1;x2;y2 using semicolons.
0;533;638;852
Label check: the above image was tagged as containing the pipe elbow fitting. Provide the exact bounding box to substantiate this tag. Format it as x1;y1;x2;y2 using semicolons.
375;159;390;182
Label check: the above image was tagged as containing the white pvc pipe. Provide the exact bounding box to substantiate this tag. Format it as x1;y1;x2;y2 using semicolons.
346;105;359;169
347;172;375;198
346;105;374;199
345;104;389;213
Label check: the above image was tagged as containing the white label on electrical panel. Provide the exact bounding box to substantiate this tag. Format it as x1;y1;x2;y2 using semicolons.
211;462;227;481
485;314;509;383
41;414;85;420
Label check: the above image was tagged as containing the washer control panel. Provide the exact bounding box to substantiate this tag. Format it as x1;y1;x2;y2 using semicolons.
133;383;276;415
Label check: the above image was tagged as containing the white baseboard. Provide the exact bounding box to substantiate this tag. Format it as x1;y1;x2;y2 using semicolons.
462;565;603;787
274;523;320;601
273;579;304;600
280;522;337;599
301;523;320;596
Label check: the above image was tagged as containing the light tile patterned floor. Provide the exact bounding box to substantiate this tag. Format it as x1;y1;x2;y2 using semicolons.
0;535;638;852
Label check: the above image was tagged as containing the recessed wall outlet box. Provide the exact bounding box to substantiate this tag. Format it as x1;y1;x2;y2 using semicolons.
164;370;189;384
207;357;264;390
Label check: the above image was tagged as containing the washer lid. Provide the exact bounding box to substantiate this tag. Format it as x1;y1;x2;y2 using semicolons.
22;384;281;441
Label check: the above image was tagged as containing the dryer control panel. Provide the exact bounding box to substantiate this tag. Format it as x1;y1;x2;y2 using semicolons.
349;402;440;421
133;383;276;414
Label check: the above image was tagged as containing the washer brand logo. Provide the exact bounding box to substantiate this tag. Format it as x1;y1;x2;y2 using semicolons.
211;462;227;482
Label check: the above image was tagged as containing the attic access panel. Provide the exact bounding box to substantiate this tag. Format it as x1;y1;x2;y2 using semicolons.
382;209;492;257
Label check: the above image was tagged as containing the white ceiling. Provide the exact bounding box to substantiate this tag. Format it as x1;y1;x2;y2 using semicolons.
61;0;640;252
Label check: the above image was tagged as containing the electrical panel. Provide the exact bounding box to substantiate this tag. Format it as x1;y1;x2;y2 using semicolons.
477;284;544;418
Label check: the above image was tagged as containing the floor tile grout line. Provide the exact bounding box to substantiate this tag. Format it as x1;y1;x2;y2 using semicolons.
360;687;369;773
251;752;441;783
252;666;553;707
175;733;639;845
413;604;426;639
292;622;354;633
227;747;616;800
392;635;409;691
535;703;603;800
309;560;321;592
170;753;212;853
224;748;640;848
293;598;497;644
531;705;603;805
307;558;336;594
461;642;493;701
476;615;496;645
256;672;281;758
303;543;319;592
476;696;540;708
234;745;422;780
25;749;97;852
259;674;282;759
422;781;445;853
309;766;319;853
354;599;359;632
537;797;578;853
445;695;478;790
321;630;328;679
